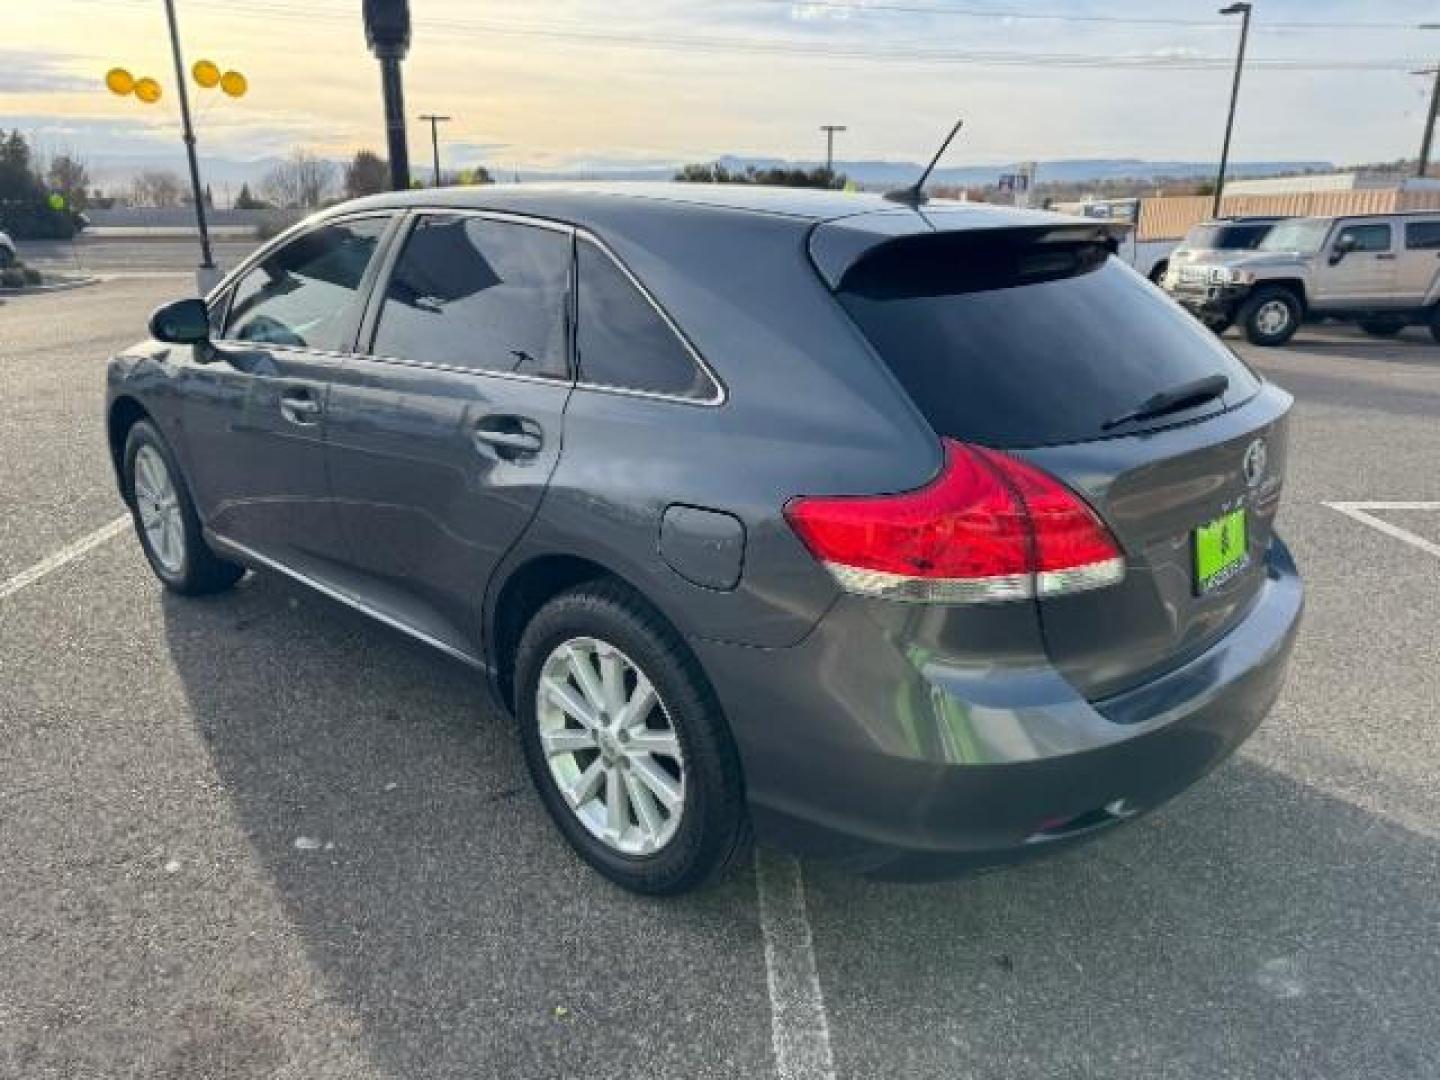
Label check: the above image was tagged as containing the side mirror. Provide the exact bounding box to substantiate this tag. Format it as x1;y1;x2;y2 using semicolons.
1329;234;1357;265
149;298;211;344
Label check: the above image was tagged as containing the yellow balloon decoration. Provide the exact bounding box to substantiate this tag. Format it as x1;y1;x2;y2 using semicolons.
219;70;247;98
105;67;135;96
134;77;162;104
192;59;221;88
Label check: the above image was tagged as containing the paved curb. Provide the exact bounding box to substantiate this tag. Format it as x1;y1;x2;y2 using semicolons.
0;276;101;296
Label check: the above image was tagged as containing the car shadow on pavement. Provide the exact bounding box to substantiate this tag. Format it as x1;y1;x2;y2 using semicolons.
164;569;1438;1080
160;570;775;1080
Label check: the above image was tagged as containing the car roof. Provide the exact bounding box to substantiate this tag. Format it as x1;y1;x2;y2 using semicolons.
335;181;1123;289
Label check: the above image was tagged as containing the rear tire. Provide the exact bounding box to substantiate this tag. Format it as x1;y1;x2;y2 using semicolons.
123;420;245;595
1239;286;1301;347
514;580;750;895
1359;316;1407;338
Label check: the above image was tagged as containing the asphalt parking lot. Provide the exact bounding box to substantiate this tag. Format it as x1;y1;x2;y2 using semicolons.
3;262;1439;1079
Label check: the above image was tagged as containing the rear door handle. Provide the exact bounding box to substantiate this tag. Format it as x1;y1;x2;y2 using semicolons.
1375;253;1396;261
473;416;543;459
280;389;322;425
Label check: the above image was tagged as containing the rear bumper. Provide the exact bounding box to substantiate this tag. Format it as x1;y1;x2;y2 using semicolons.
695;538;1302;881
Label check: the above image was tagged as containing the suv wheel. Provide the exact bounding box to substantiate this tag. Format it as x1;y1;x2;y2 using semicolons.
124;420;245;595
1359;316;1407;338
1240;286;1301;347
514;581;750;894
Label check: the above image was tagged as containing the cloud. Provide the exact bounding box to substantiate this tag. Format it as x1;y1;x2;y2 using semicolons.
0;49;94;94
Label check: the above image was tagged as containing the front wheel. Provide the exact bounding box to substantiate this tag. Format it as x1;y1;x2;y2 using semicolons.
514;581;750;894
1239;286;1301;347
123;420;245;595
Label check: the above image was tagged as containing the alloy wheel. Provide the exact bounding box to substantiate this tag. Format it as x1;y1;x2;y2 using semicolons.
536;636;686;856
1254;299;1291;337
133;445;185;574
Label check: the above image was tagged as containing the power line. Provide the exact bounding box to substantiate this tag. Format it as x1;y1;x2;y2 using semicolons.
75;0;1427;73
752;0;1440;32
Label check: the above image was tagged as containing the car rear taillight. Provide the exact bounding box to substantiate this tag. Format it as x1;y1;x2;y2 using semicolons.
784;439;1125;603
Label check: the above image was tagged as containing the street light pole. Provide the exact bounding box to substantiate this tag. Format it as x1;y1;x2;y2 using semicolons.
1213;2;1252;218
161;0;216;288
820;124;846;173
1415;66;1440;178
419;113;452;186
364;0;412;191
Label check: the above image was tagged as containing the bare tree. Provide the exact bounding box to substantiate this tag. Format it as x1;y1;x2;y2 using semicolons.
46;153;91;210
130;170;183;208
344;150;389;199
261;149;337;210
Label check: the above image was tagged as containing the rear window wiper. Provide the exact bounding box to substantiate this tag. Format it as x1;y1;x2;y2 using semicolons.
1102;373;1229;431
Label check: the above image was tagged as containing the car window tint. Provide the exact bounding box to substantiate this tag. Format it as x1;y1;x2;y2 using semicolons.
1340;224;1391;253
225;218;389;350
576;241;711;399
837;233;1259;449
1405;221;1440;250
371;216;570;379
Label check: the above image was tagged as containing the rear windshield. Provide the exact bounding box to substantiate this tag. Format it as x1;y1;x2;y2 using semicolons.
836;233;1259;448
1183;222;1273;251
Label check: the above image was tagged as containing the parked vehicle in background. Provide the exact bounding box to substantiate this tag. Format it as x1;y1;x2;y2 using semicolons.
1163;212;1440;346
0;230;16;268
106;185;1302;894
1068;197;1178;282
1162;217;1287;330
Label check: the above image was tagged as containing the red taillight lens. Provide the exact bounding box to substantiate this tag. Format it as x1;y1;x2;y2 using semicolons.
784;439;1124;603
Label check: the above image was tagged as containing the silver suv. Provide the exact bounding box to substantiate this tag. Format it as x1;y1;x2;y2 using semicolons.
1163;212;1440;346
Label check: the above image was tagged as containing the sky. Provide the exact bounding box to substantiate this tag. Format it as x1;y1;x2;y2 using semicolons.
3;0;1439;178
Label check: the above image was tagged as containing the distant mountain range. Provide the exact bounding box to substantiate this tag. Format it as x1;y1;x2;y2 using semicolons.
87;150;1335;195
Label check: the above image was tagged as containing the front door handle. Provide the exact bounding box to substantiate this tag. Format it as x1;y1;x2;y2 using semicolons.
473;416;543;459
1375;253;1396;261
280;390;322;425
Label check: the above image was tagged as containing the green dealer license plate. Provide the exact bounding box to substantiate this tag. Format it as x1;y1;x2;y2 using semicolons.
1194;507;1249;594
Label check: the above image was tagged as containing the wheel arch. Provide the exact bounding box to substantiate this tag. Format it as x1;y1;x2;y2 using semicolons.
486;552;686;715
107;395;152;503
1256;277;1308;313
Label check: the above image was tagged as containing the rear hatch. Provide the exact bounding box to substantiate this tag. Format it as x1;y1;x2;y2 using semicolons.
827;224;1289;700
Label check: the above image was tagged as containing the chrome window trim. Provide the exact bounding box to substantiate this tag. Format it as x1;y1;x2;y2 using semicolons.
344;349;575;388
572;231;727;408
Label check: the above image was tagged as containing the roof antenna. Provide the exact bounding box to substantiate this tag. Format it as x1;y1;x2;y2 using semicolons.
884;117;963;208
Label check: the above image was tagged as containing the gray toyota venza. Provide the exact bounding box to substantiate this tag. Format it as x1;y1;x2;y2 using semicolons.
106;184;1303;894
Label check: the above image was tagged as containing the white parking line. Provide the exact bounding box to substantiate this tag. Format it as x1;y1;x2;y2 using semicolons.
1324;502;1440;561
754;849;837;1080
0;515;130;602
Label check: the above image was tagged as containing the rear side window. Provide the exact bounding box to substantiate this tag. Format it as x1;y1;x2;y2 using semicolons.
836;233;1260;448
1406;221;1440;250
1336;223;1391;253
371;215;570;379
575;241;712;399
225;217;389;350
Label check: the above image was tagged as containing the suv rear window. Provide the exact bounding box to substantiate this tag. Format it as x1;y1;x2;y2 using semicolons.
836;232;1259;448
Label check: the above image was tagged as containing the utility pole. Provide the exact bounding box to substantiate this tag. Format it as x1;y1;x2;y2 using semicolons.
1415;66;1440;178
419;113;452;186
1213;2;1252;218
820;124;846;173
364;0;412;191
161;0;216;291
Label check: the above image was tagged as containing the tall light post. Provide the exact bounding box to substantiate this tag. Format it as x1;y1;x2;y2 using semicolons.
364;0;412;191
820;124;846;173
419;113;452;186
1213;2;1252;218
160;0;216;289
1415;65;1440;178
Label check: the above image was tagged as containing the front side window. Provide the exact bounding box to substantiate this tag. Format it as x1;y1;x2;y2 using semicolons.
1406;221;1440;250
225;217;389;350
575;241;713;400
370;215;570;379
1335;223;1392;254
